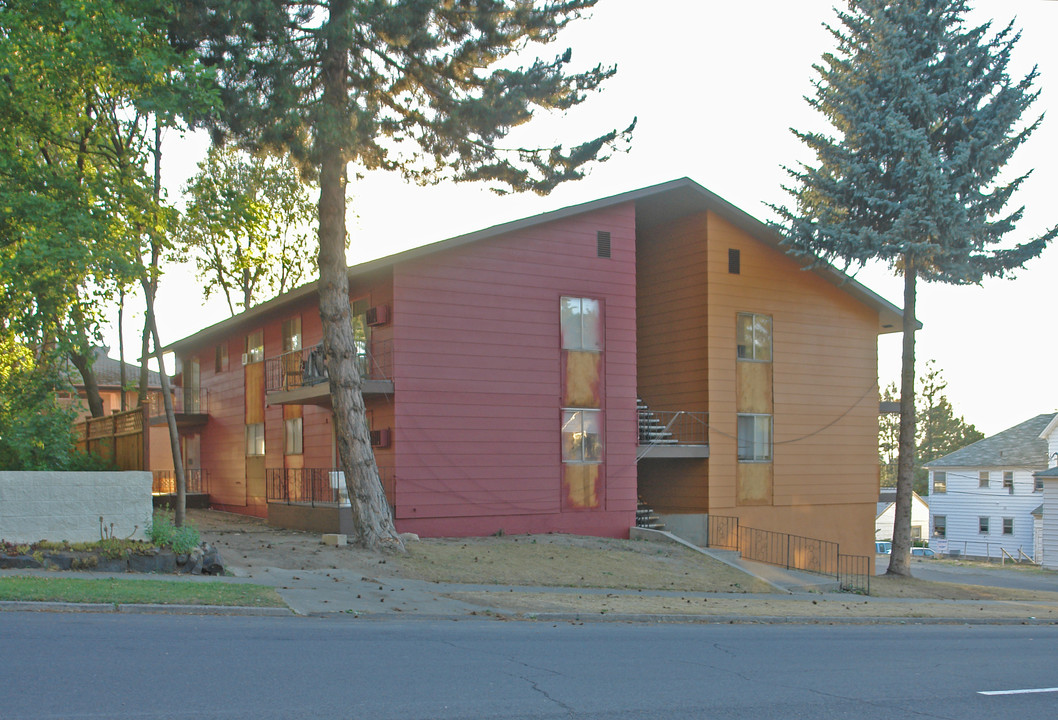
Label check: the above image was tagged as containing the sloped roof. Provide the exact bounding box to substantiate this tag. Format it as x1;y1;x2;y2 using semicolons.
166;177;912;353
925;414;1054;469
67;347;161;390
1034;466;1058;479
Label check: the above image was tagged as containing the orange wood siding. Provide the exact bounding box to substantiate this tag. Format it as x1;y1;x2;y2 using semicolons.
705;211;879;555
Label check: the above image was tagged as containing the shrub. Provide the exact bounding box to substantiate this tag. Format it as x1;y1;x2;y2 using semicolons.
147;513;200;554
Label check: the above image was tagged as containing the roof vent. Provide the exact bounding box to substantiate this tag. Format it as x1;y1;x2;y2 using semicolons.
728;248;741;274
597;231;611;258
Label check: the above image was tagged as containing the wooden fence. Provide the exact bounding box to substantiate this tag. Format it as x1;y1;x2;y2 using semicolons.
73;407;148;471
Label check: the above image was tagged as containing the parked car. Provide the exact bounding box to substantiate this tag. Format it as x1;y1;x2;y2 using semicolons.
911;547;936;558
875;541;892;554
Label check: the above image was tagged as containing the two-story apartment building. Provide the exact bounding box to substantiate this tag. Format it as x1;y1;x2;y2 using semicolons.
926;413;1054;559
163;178;906;556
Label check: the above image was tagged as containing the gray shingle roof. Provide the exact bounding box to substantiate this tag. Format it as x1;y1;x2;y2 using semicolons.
65;347;162;389
924;413;1054;469
1035;466;1058;479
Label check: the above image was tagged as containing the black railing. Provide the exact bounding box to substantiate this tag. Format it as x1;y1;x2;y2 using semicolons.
739;526;839;577
148;389;209;416
697;514;870;593
152;468;210;495
838;554;871;595
707;515;740;550
265;340;393;392
266;466;395;509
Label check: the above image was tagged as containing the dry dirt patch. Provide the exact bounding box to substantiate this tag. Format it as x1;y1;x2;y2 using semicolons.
397;534;775;592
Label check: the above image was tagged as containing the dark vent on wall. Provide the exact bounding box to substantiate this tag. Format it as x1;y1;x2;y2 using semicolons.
597;230;611;258
728;248;741;274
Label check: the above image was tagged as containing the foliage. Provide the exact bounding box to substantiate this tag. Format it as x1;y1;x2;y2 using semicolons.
879;363;984;493
178;146;318;314
0;339;78;470
775;0;1054;576
147;512;201;554
171;0;633;550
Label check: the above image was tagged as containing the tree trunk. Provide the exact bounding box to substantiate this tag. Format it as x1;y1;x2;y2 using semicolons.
141;275;187;527
118;288;127;412
69;349;105;418
887;254;917;577
317;0;403;552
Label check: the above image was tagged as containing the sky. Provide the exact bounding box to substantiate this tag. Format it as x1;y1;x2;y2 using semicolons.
109;0;1058;438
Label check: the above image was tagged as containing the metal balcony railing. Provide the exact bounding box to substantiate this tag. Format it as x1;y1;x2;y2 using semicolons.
152;468;211;495
265;340;393;393
637;407;709;446
148;388;209;416
265;466;395;509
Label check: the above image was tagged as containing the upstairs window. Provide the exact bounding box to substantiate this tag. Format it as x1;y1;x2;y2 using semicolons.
215;343;228;373
246;330;264;364
560;297;602;352
1003;471;1014;494
282;316;302;353
736;313;772;361
933;471;947;494
737;414;772;462
979;471;989;488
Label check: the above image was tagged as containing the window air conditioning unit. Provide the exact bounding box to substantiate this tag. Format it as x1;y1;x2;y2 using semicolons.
370;428;391;448
365;305;390;326
241;353;249;366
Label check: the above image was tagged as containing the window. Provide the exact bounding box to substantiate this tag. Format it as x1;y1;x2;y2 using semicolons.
932;471;947;494
245;423;265;456
1003;471;1014;494
284;417;303;455
979;516;989;534
282;316;301;353
1003;517;1014;535
1035;476;1044;493
979;471;989;488
560;297;602;351
933;515;946;537
736;313;772;361
737;414;772;462
246;330;264;364
215;343;228;373
561;409;602;463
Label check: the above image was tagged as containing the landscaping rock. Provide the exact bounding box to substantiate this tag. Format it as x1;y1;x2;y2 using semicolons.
0;555;43;569
128;550;177;574
197;543;224;576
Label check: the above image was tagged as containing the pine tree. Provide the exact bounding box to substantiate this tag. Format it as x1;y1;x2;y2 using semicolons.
774;0;1055;576
171;0;633;550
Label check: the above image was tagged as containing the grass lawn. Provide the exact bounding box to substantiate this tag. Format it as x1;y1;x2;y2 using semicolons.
0;576;287;607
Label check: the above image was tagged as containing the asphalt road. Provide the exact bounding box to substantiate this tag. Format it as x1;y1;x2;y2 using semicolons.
4;612;1057;719
876;555;1058;592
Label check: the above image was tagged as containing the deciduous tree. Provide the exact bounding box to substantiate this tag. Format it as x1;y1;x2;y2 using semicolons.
775;0;1055;575
172;0;633;549
178;146;318;315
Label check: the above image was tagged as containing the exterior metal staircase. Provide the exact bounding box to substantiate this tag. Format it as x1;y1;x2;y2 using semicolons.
637;397;679;447
635;497;665;530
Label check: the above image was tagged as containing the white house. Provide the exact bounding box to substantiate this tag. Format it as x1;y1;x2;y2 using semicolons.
1035;415;1058;570
875;490;929;543
926;413;1053;560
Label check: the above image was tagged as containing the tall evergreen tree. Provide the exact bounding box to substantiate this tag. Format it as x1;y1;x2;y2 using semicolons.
171;0;633;549
774;0;1055;575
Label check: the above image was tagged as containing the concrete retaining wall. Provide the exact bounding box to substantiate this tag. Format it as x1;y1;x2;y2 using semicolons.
0;472;151;544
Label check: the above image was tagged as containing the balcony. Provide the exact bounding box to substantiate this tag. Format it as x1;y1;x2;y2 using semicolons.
148;388;209;429
266;466;395;510
636;399;709;460
265;340;394;407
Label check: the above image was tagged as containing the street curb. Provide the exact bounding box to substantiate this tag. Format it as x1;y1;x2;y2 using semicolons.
3;600;1057;625
0;600;292;617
